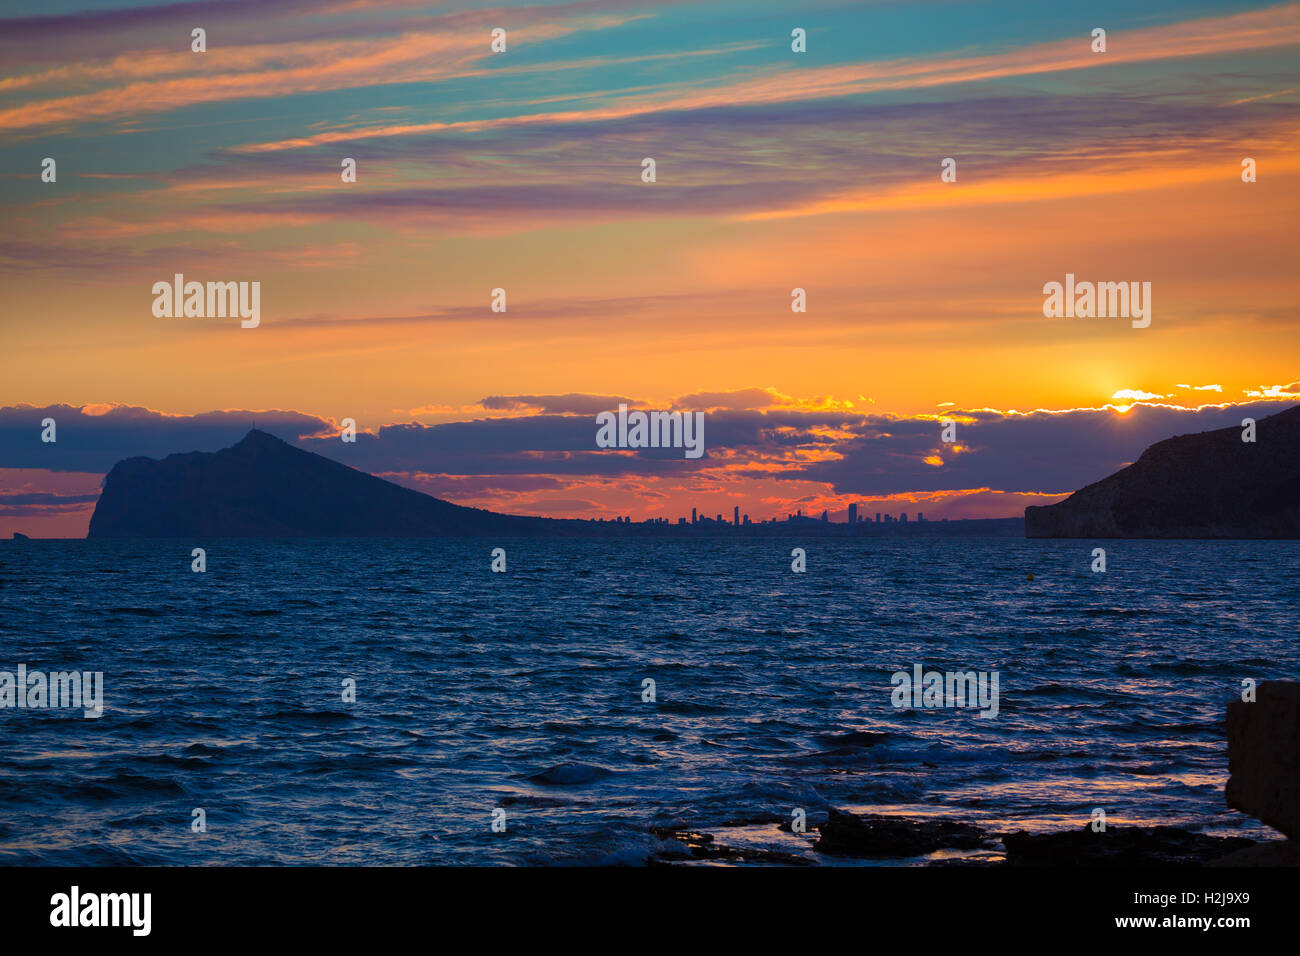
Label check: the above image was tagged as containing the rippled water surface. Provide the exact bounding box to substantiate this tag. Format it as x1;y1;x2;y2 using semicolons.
1;537;1297;865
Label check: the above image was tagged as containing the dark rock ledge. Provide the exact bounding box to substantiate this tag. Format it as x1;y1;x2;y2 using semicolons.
814;809;988;858
1002;826;1252;866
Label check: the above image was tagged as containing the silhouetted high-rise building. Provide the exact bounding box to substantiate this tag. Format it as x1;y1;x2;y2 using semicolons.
918;512;924;522
875;512;881;523
734;505;739;526
848;502;858;525
691;507;697;524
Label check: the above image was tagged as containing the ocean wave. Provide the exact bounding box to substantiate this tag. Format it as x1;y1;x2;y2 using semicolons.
529;763;616;786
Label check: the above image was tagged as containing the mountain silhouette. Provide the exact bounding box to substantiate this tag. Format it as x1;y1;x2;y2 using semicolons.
1025;403;1300;538
85;428;1028;538
87;429;572;538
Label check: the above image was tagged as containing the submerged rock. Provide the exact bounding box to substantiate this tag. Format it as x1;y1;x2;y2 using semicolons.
1002;825;1253;866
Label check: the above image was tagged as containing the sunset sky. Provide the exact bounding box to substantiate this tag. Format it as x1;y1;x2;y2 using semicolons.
2;0;1298;536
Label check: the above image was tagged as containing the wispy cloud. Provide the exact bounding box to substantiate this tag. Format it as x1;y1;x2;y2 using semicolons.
0;13;633;134
227;4;1300;154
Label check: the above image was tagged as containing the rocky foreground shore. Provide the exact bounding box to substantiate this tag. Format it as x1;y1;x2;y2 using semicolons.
650;681;1300;866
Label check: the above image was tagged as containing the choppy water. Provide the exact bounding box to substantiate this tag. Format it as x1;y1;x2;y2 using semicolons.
1;537;1296;865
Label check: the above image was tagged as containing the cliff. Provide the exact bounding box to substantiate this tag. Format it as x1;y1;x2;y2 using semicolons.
87;429;567;538
1025;403;1300;538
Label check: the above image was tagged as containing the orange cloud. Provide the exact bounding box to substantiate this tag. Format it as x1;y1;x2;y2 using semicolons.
743;131;1300;220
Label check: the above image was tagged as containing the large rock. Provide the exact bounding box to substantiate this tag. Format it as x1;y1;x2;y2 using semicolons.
1025;403;1300;538
814;808;987;858
1226;681;1300;839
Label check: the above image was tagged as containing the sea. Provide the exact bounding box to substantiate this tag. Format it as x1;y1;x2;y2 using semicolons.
1;537;1297;866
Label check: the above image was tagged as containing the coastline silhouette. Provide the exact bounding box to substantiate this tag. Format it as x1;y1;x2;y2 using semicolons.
86;428;1023;538
1027;403;1300;538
